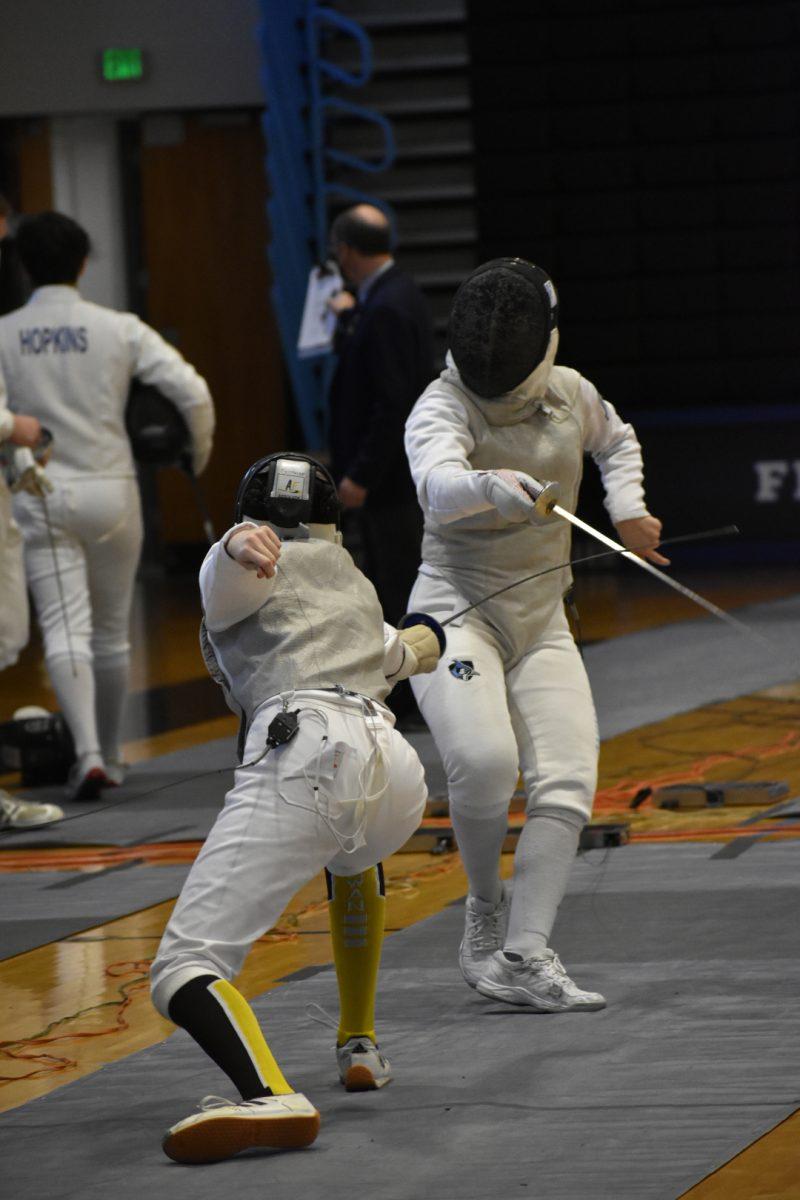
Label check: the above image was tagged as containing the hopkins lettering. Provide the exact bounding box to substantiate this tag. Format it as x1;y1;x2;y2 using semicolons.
19;327;89;355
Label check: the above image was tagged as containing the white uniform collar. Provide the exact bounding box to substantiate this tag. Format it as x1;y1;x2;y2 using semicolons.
28;285;81;305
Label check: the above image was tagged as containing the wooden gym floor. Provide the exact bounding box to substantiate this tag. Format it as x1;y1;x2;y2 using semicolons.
1;564;799;1198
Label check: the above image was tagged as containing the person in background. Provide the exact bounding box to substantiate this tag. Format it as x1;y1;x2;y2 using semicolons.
0;211;215;802
0;194;62;830
327;205;435;634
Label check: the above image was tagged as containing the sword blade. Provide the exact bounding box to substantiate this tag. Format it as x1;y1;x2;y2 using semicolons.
439;525;739;629
550;504;770;647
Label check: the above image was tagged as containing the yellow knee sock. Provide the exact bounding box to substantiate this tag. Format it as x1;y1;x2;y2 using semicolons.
327;865;385;1045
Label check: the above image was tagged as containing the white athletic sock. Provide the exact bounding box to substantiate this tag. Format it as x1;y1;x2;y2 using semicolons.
47;655;101;759
94;656;129;764
450;809;508;908
504;807;584;958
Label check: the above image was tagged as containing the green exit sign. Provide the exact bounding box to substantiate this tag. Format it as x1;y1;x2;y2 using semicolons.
102;48;145;83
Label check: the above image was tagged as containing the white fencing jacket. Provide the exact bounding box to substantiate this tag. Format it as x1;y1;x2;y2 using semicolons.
0;285;214;479
405;356;651;661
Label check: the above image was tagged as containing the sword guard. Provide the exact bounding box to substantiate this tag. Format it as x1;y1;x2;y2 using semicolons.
521;477;560;522
397;611;447;656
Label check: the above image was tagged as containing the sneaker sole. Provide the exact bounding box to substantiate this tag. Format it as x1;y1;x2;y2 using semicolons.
162;1111;320;1164
475;978;606;1012
343;1064;391;1091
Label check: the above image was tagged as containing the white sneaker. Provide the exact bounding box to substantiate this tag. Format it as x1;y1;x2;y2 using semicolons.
162;1093;320;1164
102;761;127;787
476;948;606;1012
0;791;64;830
336;1037;392;1091
65;753;108;802
459;889;509;988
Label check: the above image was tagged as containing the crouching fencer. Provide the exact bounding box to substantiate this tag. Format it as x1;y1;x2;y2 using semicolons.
150;453;442;1164
405;258;667;1012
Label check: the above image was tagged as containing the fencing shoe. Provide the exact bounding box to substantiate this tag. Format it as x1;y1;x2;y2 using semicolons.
65;752;108;802
459;889;509;988
0;791;63;830
476;948;606;1012
162;1093;320;1164
337;1037;392;1091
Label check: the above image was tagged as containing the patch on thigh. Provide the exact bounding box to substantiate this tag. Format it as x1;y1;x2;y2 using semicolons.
447;656;481;682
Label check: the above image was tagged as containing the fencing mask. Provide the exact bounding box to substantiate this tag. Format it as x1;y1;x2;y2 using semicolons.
125;381;190;467
448;257;558;398
235;453;341;529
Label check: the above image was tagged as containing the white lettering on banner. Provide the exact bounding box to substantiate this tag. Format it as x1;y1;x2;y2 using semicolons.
753;460;794;503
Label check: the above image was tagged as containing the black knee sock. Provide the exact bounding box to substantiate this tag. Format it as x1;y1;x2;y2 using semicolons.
168;974;291;1101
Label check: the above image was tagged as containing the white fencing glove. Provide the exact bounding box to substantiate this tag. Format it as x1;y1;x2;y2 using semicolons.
484;469;559;524
10;448;54;497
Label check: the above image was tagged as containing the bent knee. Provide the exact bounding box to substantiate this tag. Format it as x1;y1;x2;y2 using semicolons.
447;748;519;819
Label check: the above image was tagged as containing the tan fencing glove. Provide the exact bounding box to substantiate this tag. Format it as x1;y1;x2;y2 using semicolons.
398;623;442;675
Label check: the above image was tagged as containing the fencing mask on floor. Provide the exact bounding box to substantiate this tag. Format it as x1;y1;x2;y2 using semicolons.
448;257;559;399
235;453;341;529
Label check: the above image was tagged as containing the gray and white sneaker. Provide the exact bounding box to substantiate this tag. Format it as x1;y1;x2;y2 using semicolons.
476;948;606;1012
65;753;108;802
162;1093;320;1164
336;1037;392;1091
0;791;63;830
459;889;509;988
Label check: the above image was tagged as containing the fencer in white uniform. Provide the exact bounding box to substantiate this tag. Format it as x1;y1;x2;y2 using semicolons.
150;454;441;1164
0;212;214;800
0;403;65;830
405;258;667;1012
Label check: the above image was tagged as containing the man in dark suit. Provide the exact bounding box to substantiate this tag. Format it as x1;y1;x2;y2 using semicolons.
327;204;434;633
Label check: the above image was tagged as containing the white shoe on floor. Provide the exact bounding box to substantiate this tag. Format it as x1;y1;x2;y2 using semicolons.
337;1037;392;1091
65;753;108;802
162;1093;320;1164
101;761;127;787
0;791;64;830
476;948;606;1012
459;888;509;988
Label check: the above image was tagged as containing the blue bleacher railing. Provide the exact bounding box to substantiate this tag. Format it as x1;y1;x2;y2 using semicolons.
258;1;396;448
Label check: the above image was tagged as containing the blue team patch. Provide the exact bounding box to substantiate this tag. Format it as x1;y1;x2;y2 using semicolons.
19;326;89;355
449;658;479;681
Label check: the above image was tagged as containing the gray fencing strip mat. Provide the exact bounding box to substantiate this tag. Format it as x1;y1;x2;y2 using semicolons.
0;736;238;849
0;866;191;961
5;594;799;853
584;593;800;740
2;841;799;1200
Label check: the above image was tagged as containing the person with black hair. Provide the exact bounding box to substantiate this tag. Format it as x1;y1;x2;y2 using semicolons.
0;211;215;801
149;452;442;1163
327;204;434;638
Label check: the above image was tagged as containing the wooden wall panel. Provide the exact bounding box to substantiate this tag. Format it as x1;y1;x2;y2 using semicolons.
139;112;285;544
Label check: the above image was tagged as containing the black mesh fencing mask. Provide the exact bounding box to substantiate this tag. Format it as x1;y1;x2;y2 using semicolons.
448;258;558;398
235;453;341;528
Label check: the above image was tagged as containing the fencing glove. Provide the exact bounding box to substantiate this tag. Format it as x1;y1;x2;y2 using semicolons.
397;623;442;676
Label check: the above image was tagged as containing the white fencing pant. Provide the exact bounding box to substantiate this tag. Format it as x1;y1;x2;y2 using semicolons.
150;693;426;1016
411;601;598;824
13;477;143;756
0;482;29;671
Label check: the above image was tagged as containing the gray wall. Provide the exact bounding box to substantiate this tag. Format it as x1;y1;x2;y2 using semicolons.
0;0;264;117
